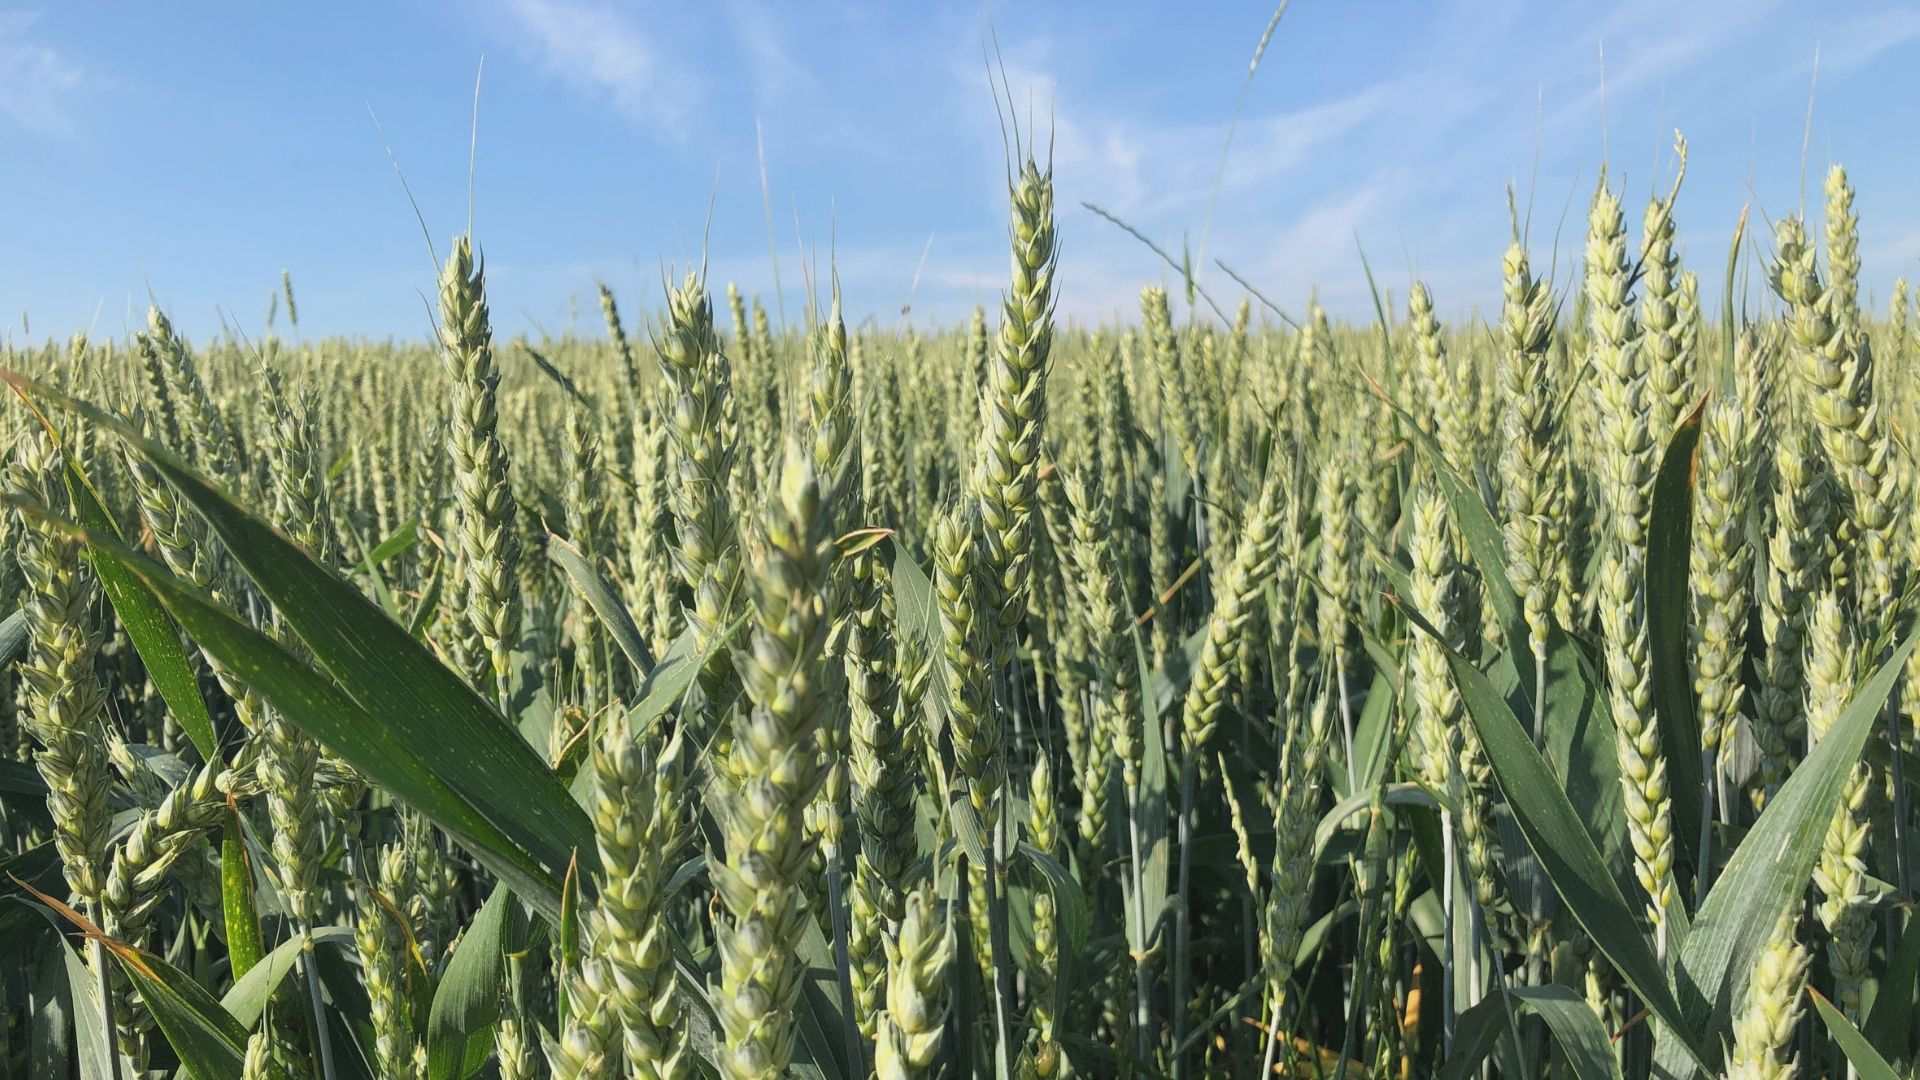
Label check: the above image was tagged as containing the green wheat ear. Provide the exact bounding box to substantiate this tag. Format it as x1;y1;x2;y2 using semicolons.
438;234;522;708
712;438;833;1080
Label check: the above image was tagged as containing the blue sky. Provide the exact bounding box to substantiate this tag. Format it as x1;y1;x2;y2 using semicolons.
4;2;1920;342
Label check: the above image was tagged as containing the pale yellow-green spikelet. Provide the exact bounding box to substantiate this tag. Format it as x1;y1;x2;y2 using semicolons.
711;439;833;1079
875;884;953;1080
1805;588;1875;1021
1725;915;1808;1080
1587;175;1678;942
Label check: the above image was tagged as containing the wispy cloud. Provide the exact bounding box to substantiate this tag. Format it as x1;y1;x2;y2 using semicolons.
0;11;86;136
498;0;698;138
1802;7;1920;77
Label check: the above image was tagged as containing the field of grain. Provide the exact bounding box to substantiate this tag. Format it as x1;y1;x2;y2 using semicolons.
2;127;1919;1080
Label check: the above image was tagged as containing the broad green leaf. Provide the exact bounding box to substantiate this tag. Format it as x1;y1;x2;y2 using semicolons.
29;937;73;1077
1127;608;1172;955
1646;402;1705;878
40;513;570;919
1014;847;1085;953
0;608;25;664
1438;985;1622;1080
558;855;583;1033
1656;630;1916;1077
548;532;654;676
61;935;120;1080
627;624;711;738
427;883;511;1080
1017;839;1091;1031
949;794;991;868
0;758;49;798
116;947;249;1079
63;449;221;762
1865;910;1920;1059
1341;665;1398;797
1312;783;1438;862
8;376;594;903
220;927;354;1027
890;538;947;733
365;518;421;569
219;813;265;981
1403;597;1707;1072
1810;989;1902;1080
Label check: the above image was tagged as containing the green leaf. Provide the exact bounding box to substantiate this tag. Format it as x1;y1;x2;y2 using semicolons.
28;937;73;1077
1656;629;1917;1077
1864;910;1920;1059
1404;598;1706;1072
626;624;711;739
0;608;25;665
10;377;594;911
116;947;249;1079
220;927;354;1028
1341;666;1399;797
44;514;571;920
365;518;421;570
0;758;49;799
548;532;654;676
1438;986;1622;1080
1127;607;1172;955
1646;402;1705;878
219;813;265;981
1016;839;1090;957
1313;784;1438;862
558;854;583;1034
890;538;947;733
427;882;511;1080
1810;989;1902;1080
60;935;120;1080
62;449;221;762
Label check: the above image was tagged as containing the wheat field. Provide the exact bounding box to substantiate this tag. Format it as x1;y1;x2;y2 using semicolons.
1;129;1918;1080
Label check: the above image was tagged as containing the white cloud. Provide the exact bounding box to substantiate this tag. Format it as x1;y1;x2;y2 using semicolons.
725;1;816;107
0;11;85;135
499;0;698;138
1802;7;1920;77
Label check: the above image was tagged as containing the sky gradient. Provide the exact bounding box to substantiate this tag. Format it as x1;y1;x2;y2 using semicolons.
4;2;1919;342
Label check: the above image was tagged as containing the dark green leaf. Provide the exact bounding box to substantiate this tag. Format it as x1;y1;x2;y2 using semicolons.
9;379;594;908
1402;595;1706;1072
1864;910;1920;1059
427;883;510;1080
0;609;25;665
219;813;265;981
117;947;249;1079
42;514;571;919
1646;402;1705;878
1658;630;1916;1077
1437;986;1621;1080
63;451;220;762
548;532;654;677
221;927;354;1028
1811;989;1901;1080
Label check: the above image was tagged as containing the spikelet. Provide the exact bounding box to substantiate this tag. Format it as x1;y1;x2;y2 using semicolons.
711;440;833;1079
1725;915;1808;1080
874;885;953;1080
1805;589;1876;1020
974;155;1058;643
1179;451;1284;755
848;548;915;1037
438;235;522;706
9;430;114;907
1587;176;1679;942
